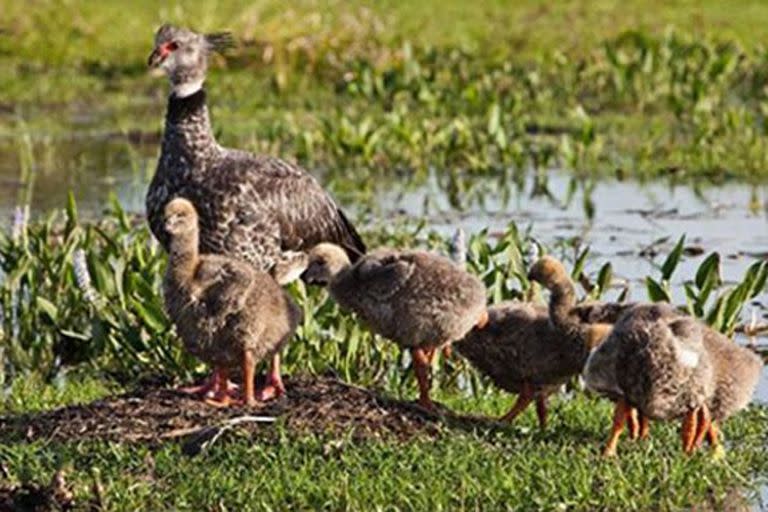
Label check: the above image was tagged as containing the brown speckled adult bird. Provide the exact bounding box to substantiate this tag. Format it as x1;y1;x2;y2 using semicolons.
146;24;365;399
162;198;302;406
585;302;762;456
301;243;488;411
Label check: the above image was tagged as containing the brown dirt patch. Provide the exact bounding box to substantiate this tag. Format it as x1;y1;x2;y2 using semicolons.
0;375;499;452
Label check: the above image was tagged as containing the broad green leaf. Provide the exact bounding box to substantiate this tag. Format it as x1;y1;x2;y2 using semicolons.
596;262;613;296
695;252;721;290
65;191;78;235
645;277;670;303
661;235;685;281
571;248;589;280
683;283;700;316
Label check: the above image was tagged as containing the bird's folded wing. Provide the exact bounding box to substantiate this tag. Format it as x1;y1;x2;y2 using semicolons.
355;254;415;302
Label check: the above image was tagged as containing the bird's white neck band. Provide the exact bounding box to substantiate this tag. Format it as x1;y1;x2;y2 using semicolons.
172;80;204;98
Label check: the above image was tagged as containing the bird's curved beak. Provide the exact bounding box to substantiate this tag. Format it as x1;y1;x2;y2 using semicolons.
148;45;171;68
148;48;163;68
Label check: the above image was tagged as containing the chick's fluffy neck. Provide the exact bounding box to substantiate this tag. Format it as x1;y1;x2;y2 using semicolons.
326;252;354;290
545;275;583;340
167;229;199;284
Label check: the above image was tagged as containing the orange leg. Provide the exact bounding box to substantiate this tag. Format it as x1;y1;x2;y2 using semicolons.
692;405;711;450
255;353;286;402
603;398;630;457
499;382;535;423
412;347;437;411
535;394;548;430
476;310;489;329
627;408;640;440
638;412;650;440
681;407;699;454
242;350;256;406
706;421;719;447
204;367;232;407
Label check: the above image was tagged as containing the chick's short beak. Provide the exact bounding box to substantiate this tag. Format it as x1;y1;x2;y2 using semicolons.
300;269;326;286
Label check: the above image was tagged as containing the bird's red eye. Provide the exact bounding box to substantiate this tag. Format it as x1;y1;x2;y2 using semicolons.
160;41;178;56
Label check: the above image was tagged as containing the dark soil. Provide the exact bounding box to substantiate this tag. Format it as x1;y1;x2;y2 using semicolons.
0;375;500;451
0;472;75;512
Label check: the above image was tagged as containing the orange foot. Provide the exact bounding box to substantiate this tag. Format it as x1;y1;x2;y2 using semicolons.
255;372;286;402
202;367;235;408
204;394;234;408
178;373;238;398
254;354;286;402
627;408;640;440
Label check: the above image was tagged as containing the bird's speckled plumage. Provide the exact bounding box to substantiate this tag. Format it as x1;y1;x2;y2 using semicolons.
146;25;365;283
302;243;487;410
162;198;301;373
305;244;487;349
585;303;762;456
455;257;632;427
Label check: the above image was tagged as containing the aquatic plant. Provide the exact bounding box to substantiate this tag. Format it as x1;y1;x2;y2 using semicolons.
1;199;764;389
646;235;768;335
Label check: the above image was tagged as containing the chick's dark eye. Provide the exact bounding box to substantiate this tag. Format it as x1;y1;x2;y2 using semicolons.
167;41;179;51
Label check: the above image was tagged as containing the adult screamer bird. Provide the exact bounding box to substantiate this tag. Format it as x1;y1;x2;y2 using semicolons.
146;24;366;400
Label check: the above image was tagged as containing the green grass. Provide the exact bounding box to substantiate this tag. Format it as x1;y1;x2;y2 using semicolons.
5;1;768;65
1;377;766;510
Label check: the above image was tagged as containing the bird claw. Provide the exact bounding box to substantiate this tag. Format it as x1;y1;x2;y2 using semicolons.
204;395;233;408
254;378;286;402
177;376;238;398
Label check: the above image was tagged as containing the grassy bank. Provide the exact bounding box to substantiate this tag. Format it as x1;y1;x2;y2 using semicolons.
1;376;767;510
0;202;765;510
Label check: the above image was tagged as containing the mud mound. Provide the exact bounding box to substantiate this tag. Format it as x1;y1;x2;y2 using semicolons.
0;375;495;449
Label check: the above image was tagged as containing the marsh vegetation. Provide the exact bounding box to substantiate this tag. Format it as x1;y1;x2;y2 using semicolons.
1;1;767;509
